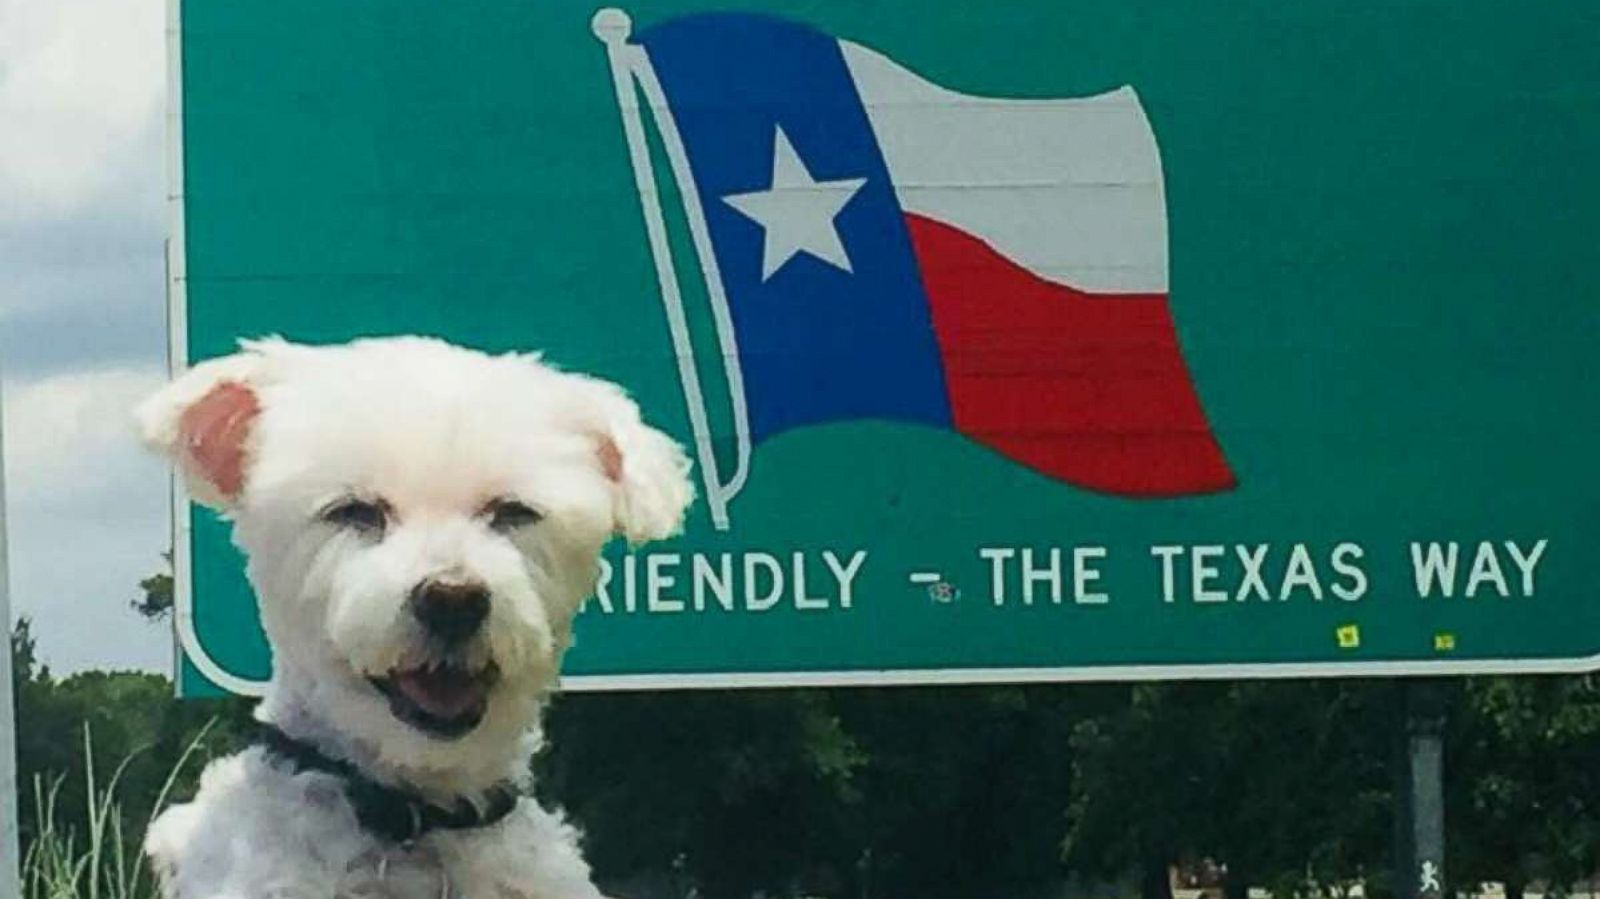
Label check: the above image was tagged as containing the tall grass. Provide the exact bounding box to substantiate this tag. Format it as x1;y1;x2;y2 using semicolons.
20;721;215;899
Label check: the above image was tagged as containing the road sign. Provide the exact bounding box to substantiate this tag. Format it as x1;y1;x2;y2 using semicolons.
169;0;1600;695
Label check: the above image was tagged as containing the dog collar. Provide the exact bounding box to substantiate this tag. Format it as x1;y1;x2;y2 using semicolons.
255;722;521;844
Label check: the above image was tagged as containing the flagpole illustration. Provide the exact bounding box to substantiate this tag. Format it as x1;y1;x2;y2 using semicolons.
593;8;752;532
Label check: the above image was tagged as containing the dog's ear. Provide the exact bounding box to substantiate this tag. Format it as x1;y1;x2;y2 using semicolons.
135;347;269;509
578;379;694;544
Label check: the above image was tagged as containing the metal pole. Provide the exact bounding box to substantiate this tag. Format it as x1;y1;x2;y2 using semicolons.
0;361;22;897
1398;679;1446;899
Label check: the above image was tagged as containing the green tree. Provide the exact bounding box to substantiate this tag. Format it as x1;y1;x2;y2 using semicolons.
11;607;253;866
1064;680;1396;899
130;553;174;621
1064;682;1219;897
1449;676;1600;896
540;684;1102;899
540;689;863;899
829;685;1094;899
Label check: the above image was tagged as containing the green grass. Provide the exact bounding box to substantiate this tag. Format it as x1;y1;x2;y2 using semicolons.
20;722;214;899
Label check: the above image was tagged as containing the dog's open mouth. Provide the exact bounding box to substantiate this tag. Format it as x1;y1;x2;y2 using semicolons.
371;662;499;739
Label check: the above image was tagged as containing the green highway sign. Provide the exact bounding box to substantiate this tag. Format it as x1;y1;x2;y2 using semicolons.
169;0;1600;695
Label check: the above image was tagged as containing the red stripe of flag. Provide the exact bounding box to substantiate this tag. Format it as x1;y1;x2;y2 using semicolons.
906;212;1235;496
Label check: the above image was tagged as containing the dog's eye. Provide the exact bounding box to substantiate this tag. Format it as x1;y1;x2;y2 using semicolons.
320;498;388;536
485;498;542;533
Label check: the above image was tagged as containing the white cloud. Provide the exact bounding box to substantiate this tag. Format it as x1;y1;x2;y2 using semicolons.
5;366;164;495
0;1;172;674
3;366;173;674
0;0;165;223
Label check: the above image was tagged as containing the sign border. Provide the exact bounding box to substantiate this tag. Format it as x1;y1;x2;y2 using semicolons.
165;0;1600;697
166;0;259;697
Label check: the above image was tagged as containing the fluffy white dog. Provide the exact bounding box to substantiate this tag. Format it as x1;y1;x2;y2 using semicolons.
135;336;692;899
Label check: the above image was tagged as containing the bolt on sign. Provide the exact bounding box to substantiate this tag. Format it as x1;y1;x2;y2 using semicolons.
168;0;1600;695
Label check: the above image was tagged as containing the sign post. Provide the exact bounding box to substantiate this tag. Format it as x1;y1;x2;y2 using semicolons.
1397;680;1447;899
0;358;21;898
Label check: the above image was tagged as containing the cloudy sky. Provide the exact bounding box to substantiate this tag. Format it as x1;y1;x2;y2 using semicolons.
2;0;172;674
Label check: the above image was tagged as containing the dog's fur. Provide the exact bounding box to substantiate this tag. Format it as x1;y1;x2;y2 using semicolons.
136;336;692;898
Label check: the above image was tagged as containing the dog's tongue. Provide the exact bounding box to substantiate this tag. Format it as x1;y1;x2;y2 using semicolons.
394;668;485;719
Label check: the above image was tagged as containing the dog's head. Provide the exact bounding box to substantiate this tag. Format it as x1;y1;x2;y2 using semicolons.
137;337;691;774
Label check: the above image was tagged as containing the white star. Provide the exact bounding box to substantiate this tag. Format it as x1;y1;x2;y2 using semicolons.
722;126;867;281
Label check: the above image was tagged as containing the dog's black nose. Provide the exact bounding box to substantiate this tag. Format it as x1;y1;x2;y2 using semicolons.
409;579;490;644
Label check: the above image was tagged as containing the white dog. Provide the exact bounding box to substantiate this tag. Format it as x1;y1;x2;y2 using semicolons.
136;336;692;899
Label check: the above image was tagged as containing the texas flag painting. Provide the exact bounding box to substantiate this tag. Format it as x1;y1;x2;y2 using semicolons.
593;9;1234;529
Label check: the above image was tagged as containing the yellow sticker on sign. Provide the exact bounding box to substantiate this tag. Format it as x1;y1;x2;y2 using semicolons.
1336;624;1361;649
1434;633;1457;652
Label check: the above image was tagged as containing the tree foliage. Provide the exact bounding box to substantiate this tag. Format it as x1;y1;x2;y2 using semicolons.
1448;676;1600;894
10;615;254;863
129;553;174;621
11;570;1600;898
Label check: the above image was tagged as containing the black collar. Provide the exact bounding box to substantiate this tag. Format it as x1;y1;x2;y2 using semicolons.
254;722;521;845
